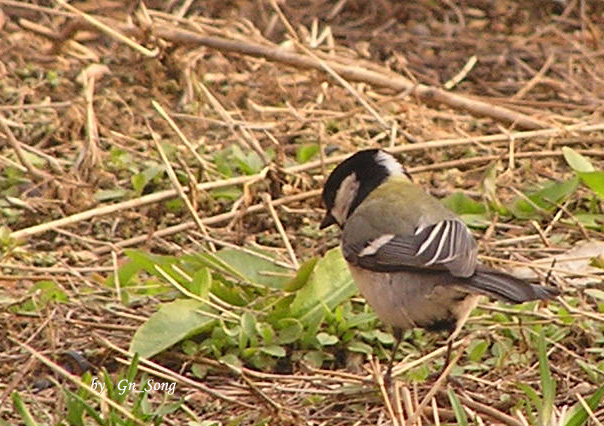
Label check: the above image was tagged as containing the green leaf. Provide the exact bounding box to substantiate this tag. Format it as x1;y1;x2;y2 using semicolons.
131;172;147;195
376;330;394;345
458;213;492;229
31;281;69;304
277;319;303;344
467;339;489;362
220;353;242;367
590;256;604;270
509;177;579;219
568;213;604;230
316;332;338;346
563;383;604;426
284;257;318;292
561;147;604;199
442;191;486;215
289;248;357;326
94;188;129;201
123;250;182;284
198;248;292;289
256;322;275;344
296;143;320;164
240;312;257;349
63;387;103;425
130;299;215;358
562;147;595;172
210;186;242;201
187;267;212;297
259;345;286;357
517;382;542;412
232;145;264;175
447;388;469;426
347;341;373;355
538;330;556;426
303;351;328;368
12;391;39;426
578;171;604;199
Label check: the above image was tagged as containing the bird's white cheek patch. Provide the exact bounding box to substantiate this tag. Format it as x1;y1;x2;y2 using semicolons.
331;173;360;225
375;150;405;176
359;234;396;257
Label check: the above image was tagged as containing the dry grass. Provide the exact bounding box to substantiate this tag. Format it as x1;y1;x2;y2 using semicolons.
1;0;604;424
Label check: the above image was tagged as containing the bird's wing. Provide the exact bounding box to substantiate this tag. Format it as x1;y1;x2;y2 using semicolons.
342;219;477;277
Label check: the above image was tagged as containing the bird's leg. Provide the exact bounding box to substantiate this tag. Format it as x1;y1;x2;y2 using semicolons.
384;328;403;387
426;339;455;384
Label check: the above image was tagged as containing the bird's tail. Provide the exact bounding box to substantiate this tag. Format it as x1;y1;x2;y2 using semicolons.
467;265;559;304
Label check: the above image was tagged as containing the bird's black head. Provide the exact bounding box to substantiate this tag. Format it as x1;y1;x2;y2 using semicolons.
320;149;409;229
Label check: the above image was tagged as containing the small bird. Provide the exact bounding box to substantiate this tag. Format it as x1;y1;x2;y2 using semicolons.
320;149;559;382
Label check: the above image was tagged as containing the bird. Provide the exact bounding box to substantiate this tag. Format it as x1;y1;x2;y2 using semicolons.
320;148;559;383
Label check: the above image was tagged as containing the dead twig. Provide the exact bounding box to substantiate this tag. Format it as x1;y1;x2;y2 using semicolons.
151;26;549;130
11;123;603;242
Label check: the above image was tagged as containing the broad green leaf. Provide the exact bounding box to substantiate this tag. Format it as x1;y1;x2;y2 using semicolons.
303;351;328;368
197;249;292;289
220;353;242;367
374;330;394;345
106;256;143;288
345;312;377;329
257;322;275;344
562;147;604;199
316;332;338;346
509;177;579;219
562;147;595;172
567;213;604;230
442;191;486;215
130;299;215;358
259;345;286;357
289;248;357;326
277;319;303;344
578;171;604;199
347;341;373;355
123;250;183;284
458;213;492;229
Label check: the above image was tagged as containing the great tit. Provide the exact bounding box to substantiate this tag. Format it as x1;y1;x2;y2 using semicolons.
320;149;559;381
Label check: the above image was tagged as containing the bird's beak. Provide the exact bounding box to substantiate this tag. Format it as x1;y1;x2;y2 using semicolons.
320;211;337;229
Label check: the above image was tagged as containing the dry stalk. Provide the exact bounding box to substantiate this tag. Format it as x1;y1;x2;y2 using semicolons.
149;116;216;252
10;122;604;242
